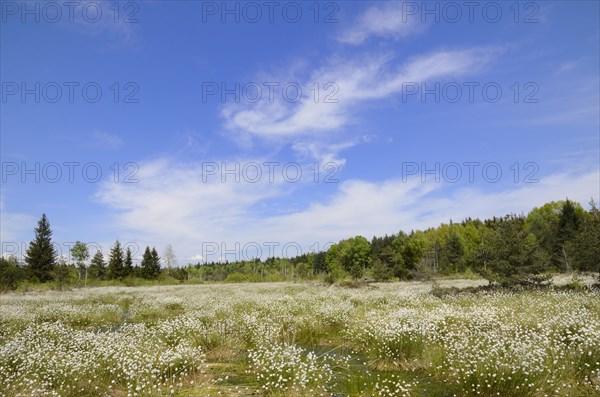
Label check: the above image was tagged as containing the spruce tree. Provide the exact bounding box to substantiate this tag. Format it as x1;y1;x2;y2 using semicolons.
25;214;57;282
124;247;133;277
558;199;584;272
567;199;600;273
107;240;125;279
559;199;582;241
151;247;161;278
141;246;154;279
89;250;107;280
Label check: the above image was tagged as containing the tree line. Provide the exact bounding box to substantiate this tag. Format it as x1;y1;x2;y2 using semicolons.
188;198;600;285
1;198;599;290
0;214;165;290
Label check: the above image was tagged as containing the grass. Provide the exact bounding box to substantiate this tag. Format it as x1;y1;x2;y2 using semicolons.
0;281;599;396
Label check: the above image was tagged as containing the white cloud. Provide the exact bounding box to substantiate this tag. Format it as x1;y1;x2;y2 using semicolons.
94;158;598;262
555;61;578;74
338;3;428;45
222;47;500;139
219;3;500;166
93;131;123;150
69;1;140;47
291;135;372;166
93;158;291;245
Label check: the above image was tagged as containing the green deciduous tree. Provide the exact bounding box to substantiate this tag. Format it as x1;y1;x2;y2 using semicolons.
325;243;345;282
0;256;26;291
53;258;76;290
402;234;425;272
336;236;371;280
71;241;89;286
295;262;310;279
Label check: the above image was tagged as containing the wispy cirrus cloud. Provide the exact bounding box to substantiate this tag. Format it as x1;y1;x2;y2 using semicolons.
219;2;501;164
222;47;501;139
55;0;141;48
337;2;428;45
291;135;373;166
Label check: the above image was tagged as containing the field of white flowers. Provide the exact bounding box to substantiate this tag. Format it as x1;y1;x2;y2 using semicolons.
1;281;599;397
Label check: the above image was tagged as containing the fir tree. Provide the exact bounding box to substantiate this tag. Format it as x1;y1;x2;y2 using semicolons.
25;214;57;282
107;240;125;279
151;247;161;278
89;250;107;280
567;199;600;273
558;199;584;272
141;246;160;279
124;247;133;277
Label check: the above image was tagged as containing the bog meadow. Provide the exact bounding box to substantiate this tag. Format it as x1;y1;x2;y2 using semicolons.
1;198;600;396
2;1;599;396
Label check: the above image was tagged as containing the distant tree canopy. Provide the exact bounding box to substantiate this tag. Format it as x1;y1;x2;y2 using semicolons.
2;199;598;290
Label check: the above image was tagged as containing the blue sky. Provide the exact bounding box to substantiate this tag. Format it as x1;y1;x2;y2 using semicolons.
1;0;599;264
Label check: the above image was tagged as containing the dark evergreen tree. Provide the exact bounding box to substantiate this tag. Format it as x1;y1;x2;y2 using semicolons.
151;247;161;277
312;252;328;274
559;199;582;241
402;237;424;272
442;232;465;273
378;245;405;279
372;257;393;281
124;247;133;277
140;246;152;279
141;246;161;279
89;250;106;279
558;199;584;272
567;199;600;273
484;214;549;286
107;240;125;279
25;214;57;282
